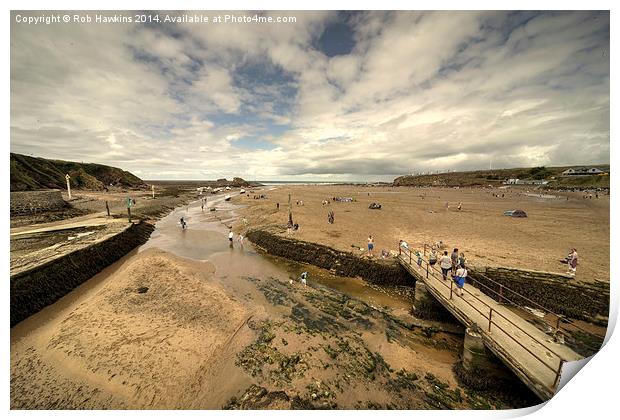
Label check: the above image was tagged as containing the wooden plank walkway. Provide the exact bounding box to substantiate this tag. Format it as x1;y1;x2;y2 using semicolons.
398;248;582;401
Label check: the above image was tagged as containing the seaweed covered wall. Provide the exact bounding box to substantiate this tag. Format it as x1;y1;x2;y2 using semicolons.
247;230;412;286
10;190;66;215
468;266;609;323
10;221;155;326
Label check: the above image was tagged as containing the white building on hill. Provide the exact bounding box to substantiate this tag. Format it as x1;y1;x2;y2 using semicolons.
561;167;604;176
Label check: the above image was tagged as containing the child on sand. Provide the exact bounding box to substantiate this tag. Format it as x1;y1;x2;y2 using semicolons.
367;235;374;256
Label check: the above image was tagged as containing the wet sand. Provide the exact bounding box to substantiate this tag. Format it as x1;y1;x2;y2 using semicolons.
11;194;537;409
234;185;610;282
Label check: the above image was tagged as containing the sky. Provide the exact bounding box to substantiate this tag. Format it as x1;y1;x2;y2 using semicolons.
10;10;610;181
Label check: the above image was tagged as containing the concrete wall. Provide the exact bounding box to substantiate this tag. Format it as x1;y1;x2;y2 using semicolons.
468;266;609;323
10;221;155;326
10;190;66;215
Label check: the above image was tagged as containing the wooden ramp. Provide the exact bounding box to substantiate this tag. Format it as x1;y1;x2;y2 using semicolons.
398;247;582;401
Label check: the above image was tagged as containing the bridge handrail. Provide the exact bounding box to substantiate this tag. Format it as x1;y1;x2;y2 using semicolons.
421;243;604;341
399;245;565;385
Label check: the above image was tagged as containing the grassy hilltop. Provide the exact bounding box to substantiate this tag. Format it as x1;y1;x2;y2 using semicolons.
393;165;610;189
10;153;146;191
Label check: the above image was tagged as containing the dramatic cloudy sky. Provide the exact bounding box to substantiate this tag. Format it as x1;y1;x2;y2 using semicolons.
10;10;610;181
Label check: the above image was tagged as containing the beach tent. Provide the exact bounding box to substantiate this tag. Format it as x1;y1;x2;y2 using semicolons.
503;209;527;217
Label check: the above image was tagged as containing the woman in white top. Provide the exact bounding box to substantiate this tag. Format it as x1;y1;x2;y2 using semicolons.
454;265;467;297
439;251;452;281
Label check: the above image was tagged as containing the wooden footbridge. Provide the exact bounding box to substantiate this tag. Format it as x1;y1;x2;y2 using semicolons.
398;244;584;401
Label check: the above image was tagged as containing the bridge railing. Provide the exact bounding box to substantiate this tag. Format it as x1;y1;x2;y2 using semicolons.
420;243;605;344
399;244;565;388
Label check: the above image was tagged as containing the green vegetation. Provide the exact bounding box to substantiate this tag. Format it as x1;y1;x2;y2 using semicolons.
10;153;146;191
393;164;609;188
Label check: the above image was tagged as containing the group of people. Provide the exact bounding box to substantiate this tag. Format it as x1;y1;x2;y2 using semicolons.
228;229;245;247
401;243;467;297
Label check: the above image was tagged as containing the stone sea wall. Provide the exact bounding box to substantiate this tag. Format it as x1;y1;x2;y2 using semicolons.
468;266;609;323
10;190;67;215
10;221;155;327
246;229;412;286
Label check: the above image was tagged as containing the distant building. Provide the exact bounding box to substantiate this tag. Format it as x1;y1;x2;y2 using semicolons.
561;167;604;176
503;179;548;185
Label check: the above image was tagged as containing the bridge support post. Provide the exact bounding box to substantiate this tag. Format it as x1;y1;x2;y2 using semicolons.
455;326;515;390
412;282;455;322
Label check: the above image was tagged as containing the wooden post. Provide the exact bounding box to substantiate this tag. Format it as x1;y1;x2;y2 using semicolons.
65;174;72;199
105;201;110;216
424;243;427;256
553;360;563;388
488;308;493;331
288;194;293;226
126;196;132;223
151;185;155;198
450;281;453;299
426;261;429;278
555;315;563;332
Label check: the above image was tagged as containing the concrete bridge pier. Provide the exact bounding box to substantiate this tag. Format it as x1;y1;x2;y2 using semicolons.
412;281;455;322
456;326;515;390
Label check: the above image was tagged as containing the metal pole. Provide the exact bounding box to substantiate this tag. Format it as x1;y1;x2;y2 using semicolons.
152;185;155;198
488;308;493;331
127;207;132;222
426;261;429;278
105;201;110;216
499;285;503;303
450;281;453;299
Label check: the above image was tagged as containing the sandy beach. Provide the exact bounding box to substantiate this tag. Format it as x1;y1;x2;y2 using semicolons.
234;185;610;282
10;196;538;409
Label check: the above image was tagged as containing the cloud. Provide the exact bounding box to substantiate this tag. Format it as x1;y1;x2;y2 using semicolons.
10;11;609;181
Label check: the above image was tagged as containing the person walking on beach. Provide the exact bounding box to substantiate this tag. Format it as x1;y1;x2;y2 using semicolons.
429;248;438;271
276;202;280;210
439;251;452;281
367;235;374;256
457;202;462;211
238;233;245;245
445;201;449;211
567;248;578;275
228;229;234;246
180;217;187;230
451;248;459;275
454;264;467;297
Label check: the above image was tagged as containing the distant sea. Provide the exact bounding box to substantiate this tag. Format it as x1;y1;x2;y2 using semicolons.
257;180;375;186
